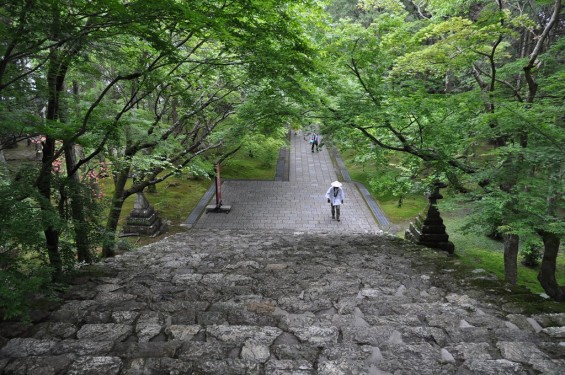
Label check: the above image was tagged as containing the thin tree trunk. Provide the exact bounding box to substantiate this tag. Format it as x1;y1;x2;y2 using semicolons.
102;167;131;257
64;81;92;263
38;48;66;278
537;231;565;301
37;136;62;277
503;234;519;285
64;142;92;263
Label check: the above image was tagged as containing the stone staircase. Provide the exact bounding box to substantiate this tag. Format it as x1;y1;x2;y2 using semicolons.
1;229;563;374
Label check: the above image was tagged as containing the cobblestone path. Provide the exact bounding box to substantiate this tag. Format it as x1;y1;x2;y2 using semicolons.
2;230;564;374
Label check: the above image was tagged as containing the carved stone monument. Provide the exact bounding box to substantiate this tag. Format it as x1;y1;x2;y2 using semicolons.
121;192;167;237
405;182;455;254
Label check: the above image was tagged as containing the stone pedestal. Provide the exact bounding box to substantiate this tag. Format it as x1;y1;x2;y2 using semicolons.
405;182;455;254
121;192;167;237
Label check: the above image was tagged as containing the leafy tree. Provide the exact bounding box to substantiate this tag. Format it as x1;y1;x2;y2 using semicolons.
0;168;56;319
0;0;319;279
316;0;564;298
94;1;318;256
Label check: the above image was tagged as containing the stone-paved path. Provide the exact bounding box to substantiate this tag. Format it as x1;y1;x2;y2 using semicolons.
192;133;382;233
1;137;565;375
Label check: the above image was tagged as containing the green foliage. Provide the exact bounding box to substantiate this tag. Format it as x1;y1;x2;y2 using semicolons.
341;149;428;222
0;168;53;256
521;241;543;268
222;152;277;180
313;0;565;298
241;133;286;168
1;0;564;314
368;157;425;207
0;266;53;321
0;169;56;320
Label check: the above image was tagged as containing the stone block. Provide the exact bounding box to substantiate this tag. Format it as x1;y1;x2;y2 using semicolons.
66;356;122;375
2;354;76;374
456;359;526;374
0;338;57;357
76;324;133;342
264;359;313;374
52;340;114;356
122;358;193;375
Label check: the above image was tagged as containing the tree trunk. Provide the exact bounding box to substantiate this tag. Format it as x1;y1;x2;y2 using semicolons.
37;136;62;278
37;48;67;278
102;167;131;257
64;142;92;263
64;81;92;263
537;231;565;301
503;233;519;285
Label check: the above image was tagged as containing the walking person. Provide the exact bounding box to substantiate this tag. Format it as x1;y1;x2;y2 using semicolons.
325;181;344;221
311;133;319;152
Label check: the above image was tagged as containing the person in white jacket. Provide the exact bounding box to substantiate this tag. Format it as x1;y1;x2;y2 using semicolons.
325;181;345;221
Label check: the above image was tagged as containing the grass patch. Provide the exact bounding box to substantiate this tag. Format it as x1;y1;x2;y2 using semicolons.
378;198;427;223
142;178;211;224
443;208;565;295
221;153;276;180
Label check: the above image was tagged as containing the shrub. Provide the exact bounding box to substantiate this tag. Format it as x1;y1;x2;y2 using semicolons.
0;266;52;321
521;242;543;268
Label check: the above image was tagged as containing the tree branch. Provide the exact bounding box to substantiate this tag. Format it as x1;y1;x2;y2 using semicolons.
524;0;561;103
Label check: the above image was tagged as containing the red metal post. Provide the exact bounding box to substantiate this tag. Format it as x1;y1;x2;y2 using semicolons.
215;162;222;208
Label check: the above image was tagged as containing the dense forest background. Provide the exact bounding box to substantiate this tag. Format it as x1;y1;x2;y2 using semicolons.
1;0;563;319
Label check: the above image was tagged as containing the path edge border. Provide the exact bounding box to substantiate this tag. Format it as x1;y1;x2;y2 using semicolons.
184;182;216;227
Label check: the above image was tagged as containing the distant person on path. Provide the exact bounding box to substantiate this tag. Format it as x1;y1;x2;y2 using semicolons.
325;181;344;221
311;133;319;152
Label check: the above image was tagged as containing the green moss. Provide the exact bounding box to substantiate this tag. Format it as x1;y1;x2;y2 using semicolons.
221;154;276;180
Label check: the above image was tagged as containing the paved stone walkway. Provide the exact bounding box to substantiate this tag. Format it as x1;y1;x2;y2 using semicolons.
192;134;382;233
1;135;565;374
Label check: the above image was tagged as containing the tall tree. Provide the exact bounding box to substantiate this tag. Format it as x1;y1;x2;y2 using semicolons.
0;0;318;274
316;0;564;298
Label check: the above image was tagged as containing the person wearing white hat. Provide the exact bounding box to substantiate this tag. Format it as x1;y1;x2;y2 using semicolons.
325;181;345;221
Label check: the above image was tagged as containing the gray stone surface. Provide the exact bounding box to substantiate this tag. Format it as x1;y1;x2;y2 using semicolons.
2;230;564;374
192;133;383;233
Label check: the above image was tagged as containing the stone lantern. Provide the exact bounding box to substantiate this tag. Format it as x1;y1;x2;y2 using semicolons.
121;192;167;237
405;182;455;254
